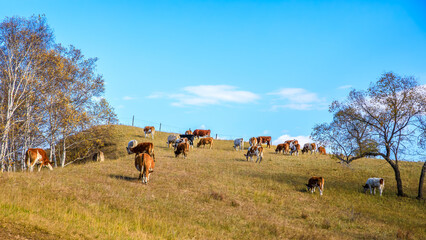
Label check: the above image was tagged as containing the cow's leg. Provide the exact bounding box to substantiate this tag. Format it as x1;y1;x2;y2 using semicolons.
319;186;323;196
47;163;53;171
369;185;372;195
373;188;376;195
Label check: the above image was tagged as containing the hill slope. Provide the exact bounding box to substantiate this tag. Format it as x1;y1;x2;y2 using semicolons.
0;125;425;239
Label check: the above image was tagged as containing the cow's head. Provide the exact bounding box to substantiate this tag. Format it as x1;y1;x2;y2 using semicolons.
362;184;369;193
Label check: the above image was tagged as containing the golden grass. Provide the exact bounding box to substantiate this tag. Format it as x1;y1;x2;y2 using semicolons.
0;125;425;239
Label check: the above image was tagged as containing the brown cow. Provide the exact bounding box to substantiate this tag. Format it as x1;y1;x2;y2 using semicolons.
249;137;258;147
282;143;290;154
257;136;271;148
144;126;155;139
275;143;285;153
185;129;193;135
318;146;326;155
25;148;53;172
285;139;298;149
175;142;189;158
306;176;325;196
197;137;213;149
128;142;156;161
135;153;155;184
244;145;264;163
193;129;211;139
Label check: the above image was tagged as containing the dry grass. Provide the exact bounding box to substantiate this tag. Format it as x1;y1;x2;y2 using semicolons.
0;125;425;239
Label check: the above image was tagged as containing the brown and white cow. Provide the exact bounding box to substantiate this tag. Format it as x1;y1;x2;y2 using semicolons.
285;139;298;149
144;126;155;139
135;153;155;184
363;178;385;196
290;143;301;156
306;176;325;196
302;143;316;154
249;137;258;147
127;142;156;161
185;129;193;135
257;136;271;148
167;135;180;148
193;129;211;139
25;148;53;172
197;137;213;149
318;146;326;155
175;142;189;158
244;145;264;163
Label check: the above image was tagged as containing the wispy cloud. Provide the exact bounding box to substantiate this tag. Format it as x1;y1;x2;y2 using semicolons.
149;85;260;107
338;85;352;90
272;134;313;146
268;88;327;110
123;96;136;101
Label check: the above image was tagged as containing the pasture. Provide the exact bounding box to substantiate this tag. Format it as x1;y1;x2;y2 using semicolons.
0;125;424;239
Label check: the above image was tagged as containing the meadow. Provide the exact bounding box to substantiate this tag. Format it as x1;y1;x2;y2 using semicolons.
0;125;424;239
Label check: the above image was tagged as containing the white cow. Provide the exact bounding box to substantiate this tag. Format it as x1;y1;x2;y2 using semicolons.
233;138;244;151
363;178;385;196
244;146;264;163
166;135;180;148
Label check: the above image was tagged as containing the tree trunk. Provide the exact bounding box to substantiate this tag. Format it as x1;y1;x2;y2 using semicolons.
61;136;67;167
417;161;426;199
391;162;406;197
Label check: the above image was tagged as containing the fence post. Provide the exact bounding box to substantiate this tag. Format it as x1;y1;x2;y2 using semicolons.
132;115;134;126
216;134;217;139
159;123;162;132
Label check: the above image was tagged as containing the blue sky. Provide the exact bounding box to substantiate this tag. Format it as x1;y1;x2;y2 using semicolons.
2;0;426;145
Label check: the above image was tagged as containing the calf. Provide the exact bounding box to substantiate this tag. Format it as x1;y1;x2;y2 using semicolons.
144;126;155;139
318;146;326;155
257;136;271;148
363;178;385;196
244;146;264;163
233;138;244;151
128;142;156;161
167;135;180;148
175;142;189;158
135;153;155;184
249;137;258;147
193;129;211;139
197;137;213;149
25;148;53;172
306;176;325;196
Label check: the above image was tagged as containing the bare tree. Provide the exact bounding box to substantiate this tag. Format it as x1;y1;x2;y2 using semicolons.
312;72;425;197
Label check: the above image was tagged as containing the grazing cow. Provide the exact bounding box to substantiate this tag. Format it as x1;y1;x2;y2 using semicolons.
285;139;298;149
175;142;189;158
25;148;53;172
179;134;195;149
249;137;258;147
127;142;155;161
302;143;317;154
290;143;300;156
282;143;290;154
126;140;138;154
306;176;325;196
318;146;326;155
257;136;271;148
244;145;264;163
233;138;244;151
167;135;180;148
193;129;211;139
144;126;155;139
275;143;285;153
363;178;385;196
135;153;155;184
197;137;213;149
185;129;192;135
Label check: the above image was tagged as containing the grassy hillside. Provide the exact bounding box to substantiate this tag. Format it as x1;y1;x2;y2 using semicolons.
0;125;424;239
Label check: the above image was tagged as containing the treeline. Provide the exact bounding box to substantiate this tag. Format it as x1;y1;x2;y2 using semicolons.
0;15;118;171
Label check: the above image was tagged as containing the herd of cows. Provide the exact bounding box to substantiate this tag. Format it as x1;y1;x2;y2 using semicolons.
123;126;385;197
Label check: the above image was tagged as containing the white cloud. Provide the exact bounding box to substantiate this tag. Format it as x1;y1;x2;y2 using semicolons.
268;88;327;110
149;85;260;107
338;85;352;90
272;134;313;146
199;124;206;129
123;96;136;101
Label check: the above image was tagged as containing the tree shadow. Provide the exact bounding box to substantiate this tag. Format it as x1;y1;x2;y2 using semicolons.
109;174;138;182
